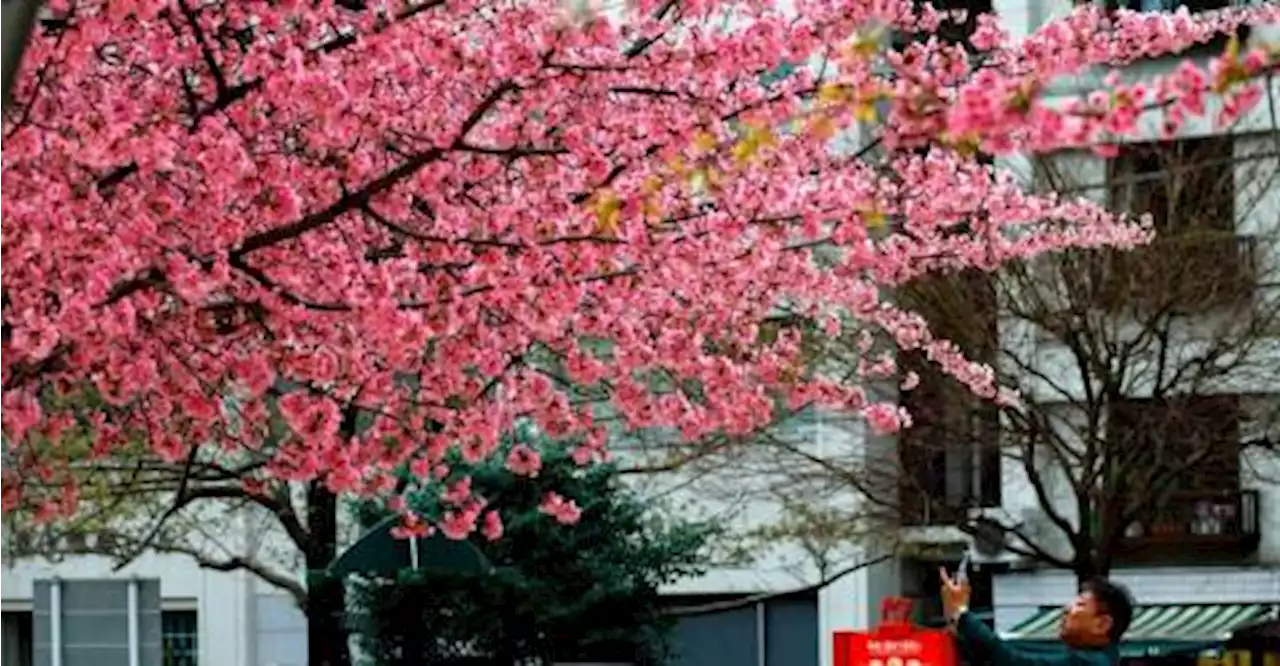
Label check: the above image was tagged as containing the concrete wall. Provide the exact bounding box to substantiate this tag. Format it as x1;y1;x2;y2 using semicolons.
253;591;307;666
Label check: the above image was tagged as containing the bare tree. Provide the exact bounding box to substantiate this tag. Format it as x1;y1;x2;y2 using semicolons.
740;127;1280;584
4;412;360;666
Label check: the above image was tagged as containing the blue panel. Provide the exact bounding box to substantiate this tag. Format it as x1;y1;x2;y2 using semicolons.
668;605;757;666
765;597;818;666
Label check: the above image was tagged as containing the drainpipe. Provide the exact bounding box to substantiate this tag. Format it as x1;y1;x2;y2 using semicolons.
49;578;63;666
127;579;141;666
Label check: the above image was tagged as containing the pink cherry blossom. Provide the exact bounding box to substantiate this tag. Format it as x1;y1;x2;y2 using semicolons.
539;492;583;526
481;510;505;541
863;403;907;435
441;477;474;506
505;444;544;477
438;509;480;540
391;511;432;539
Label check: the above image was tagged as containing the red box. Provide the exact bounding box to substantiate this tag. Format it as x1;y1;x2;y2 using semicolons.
835;598;958;666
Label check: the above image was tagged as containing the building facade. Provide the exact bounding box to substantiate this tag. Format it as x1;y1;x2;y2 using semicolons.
891;0;1280;659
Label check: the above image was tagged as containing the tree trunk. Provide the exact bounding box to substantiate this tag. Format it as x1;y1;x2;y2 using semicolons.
306;481;351;666
1072;550;1115;588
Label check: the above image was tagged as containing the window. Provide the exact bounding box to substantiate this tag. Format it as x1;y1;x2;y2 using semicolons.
1105;396;1253;554
162;610;199;666
892;0;994;52
1107;395;1242;492
898;270;1001;525
932;0;993;48
1109;137;1236;234
1105;137;1251;310
898;406;1002;523
1;604;194;666
2;611;33;666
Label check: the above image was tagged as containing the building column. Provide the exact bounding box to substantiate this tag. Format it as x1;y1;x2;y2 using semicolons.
818;565;871;666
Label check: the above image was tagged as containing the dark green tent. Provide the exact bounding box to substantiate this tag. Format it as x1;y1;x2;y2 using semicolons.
328;515;491;578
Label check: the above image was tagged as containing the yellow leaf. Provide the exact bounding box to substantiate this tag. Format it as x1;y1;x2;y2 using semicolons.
597;210;620;235
1007;77;1040;114
592;191;623;235
953;131;982;157
845;29;882;60
689;166;721;191
852;101;877;123
691;131;718;154
818;83;849;105
1225;33;1240;62
732;124;775;165
862;209;887;229
756;124;777;145
641;174;664;196
667;155;687;176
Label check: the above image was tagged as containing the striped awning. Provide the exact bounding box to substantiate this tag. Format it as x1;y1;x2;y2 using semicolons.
1004;604;1280;646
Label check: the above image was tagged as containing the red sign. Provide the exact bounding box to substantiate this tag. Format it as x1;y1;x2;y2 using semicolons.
834;598;958;666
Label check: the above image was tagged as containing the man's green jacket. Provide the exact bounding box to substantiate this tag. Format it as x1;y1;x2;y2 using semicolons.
953;611;1119;666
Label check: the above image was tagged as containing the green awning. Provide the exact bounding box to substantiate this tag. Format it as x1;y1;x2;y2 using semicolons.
1003;604;1280;657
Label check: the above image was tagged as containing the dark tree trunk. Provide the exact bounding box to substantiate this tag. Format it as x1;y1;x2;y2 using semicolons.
305;481;351;666
1072;549;1114;588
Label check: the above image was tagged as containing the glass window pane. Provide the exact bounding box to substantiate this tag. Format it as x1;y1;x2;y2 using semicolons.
161;611;198;666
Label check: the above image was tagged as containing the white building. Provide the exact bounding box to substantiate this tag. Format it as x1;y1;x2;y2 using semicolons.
883;0;1280;658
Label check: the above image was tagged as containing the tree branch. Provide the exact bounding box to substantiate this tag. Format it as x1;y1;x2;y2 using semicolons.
665;553;894;616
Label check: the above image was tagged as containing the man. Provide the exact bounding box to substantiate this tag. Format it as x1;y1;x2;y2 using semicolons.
940;567;1133;666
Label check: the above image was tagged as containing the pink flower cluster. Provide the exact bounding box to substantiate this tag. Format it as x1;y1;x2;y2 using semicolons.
2;0;1276;538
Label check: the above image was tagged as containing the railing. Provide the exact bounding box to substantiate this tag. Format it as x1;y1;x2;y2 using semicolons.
1088;235;1258;313
1119;489;1260;556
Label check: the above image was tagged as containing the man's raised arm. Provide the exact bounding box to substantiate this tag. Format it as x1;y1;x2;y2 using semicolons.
950;608;1079;666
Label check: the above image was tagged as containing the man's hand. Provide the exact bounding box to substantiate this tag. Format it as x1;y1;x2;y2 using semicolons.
940;566;972;623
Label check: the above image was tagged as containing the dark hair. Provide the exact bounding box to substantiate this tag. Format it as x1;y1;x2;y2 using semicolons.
1082;577;1134;643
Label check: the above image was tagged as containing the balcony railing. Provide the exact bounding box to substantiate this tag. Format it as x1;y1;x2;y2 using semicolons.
1088;234;1257;312
1117;489;1260;561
